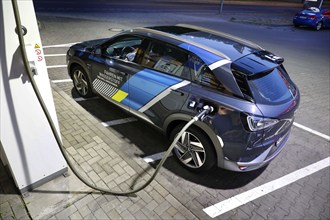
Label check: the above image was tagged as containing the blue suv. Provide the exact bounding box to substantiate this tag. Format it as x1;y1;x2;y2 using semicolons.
67;24;300;172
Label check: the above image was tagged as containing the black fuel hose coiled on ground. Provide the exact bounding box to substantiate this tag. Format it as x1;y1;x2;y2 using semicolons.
11;0;213;196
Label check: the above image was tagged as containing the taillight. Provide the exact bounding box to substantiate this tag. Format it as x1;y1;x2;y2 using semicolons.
308;15;317;20
248;116;279;131
241;113;279;132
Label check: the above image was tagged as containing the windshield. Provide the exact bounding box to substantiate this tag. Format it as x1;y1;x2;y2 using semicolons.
248;67;296;105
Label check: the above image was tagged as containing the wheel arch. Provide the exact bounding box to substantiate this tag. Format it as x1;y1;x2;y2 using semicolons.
163;113;225;168
68;59;96;97
68;58;96;91
68;62;82;78
68;59;88;77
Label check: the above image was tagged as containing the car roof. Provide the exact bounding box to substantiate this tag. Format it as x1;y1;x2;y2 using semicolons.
128;24;263;63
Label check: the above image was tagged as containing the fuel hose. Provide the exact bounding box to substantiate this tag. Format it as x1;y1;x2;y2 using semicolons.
11;0;213;196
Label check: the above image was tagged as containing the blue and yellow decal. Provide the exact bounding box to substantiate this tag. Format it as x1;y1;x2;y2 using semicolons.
119;69;185;111
94;68;190;112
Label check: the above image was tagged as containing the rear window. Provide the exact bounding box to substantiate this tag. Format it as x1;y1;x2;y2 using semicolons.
248;67;296;105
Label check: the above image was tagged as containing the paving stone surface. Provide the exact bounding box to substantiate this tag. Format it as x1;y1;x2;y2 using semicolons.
0;163;30;220
34;85;198;219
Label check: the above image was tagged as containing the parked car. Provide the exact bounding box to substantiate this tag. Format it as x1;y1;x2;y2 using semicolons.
67;24;300;172
293;7;330;30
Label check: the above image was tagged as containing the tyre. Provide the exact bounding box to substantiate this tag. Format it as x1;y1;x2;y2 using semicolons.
71;66;94;98
315;22;322;31
293;23;299;28
170;125;216;172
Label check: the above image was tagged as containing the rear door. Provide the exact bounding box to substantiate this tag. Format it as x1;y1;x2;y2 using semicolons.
129;40;192;125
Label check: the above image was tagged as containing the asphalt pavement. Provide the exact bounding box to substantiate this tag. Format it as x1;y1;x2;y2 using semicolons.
34;0;304;26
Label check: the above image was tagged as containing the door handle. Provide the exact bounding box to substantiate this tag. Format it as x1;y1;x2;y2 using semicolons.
170;89;184;96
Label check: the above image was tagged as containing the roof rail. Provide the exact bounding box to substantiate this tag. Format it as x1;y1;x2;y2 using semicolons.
176;24;264;50
132;27;231;60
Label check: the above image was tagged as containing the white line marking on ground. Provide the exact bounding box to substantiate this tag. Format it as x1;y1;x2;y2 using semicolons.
52;79;72;83
43;42;80;48
203;157;330;218
47;65;67;69
143;151;172;163
293;122;330;141
74;97;99;102
44;54;67;57
101;117;137;127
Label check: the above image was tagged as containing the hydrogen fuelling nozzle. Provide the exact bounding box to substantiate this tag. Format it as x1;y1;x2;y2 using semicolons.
194;105;214;121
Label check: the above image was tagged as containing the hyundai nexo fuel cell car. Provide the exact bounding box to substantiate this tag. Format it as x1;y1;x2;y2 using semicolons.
67;24;300;172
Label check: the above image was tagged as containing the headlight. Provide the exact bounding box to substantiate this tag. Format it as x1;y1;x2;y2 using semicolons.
68;48;75;57
246;115;279;131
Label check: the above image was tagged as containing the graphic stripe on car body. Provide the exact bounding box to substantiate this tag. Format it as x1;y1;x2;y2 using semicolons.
209;59;232;70
138;80;191;112
119;69;184;110
93;78;119;97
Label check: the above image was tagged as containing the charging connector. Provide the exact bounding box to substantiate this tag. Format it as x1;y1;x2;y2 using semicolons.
194;105;214;121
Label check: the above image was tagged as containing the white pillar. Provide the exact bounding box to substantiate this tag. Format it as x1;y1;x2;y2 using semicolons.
0;0;67;193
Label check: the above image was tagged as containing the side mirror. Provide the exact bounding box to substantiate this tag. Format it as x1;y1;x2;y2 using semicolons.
94;48;102;56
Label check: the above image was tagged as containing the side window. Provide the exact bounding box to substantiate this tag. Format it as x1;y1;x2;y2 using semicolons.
102;35;143;62
140;41;190;79
189;54;231;94
199;68;222;89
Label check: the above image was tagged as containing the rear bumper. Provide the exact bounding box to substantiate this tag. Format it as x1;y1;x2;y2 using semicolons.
222;131;290;172
293;18;319;27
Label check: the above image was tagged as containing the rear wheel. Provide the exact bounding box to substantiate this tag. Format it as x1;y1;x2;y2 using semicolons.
71;66;94;98
170;125;216;172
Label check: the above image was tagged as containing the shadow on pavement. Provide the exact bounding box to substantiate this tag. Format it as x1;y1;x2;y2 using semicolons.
160;158;267;190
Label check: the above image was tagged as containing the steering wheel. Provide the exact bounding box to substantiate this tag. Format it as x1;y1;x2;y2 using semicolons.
120;46;135;60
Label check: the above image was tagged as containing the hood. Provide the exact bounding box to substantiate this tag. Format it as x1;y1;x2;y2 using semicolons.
71;38;109;51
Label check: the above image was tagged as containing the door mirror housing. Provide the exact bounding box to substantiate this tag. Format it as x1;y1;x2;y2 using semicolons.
94;48;102;56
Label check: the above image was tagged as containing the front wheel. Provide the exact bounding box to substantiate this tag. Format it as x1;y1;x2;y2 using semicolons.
71;66;94;98
170;125;216;172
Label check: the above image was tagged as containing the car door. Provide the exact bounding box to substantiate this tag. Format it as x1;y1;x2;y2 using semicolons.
129;40;192;126
89;35;145;111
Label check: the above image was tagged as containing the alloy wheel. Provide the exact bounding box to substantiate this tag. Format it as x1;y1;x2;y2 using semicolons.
73;69;88;96
173;131;206;169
